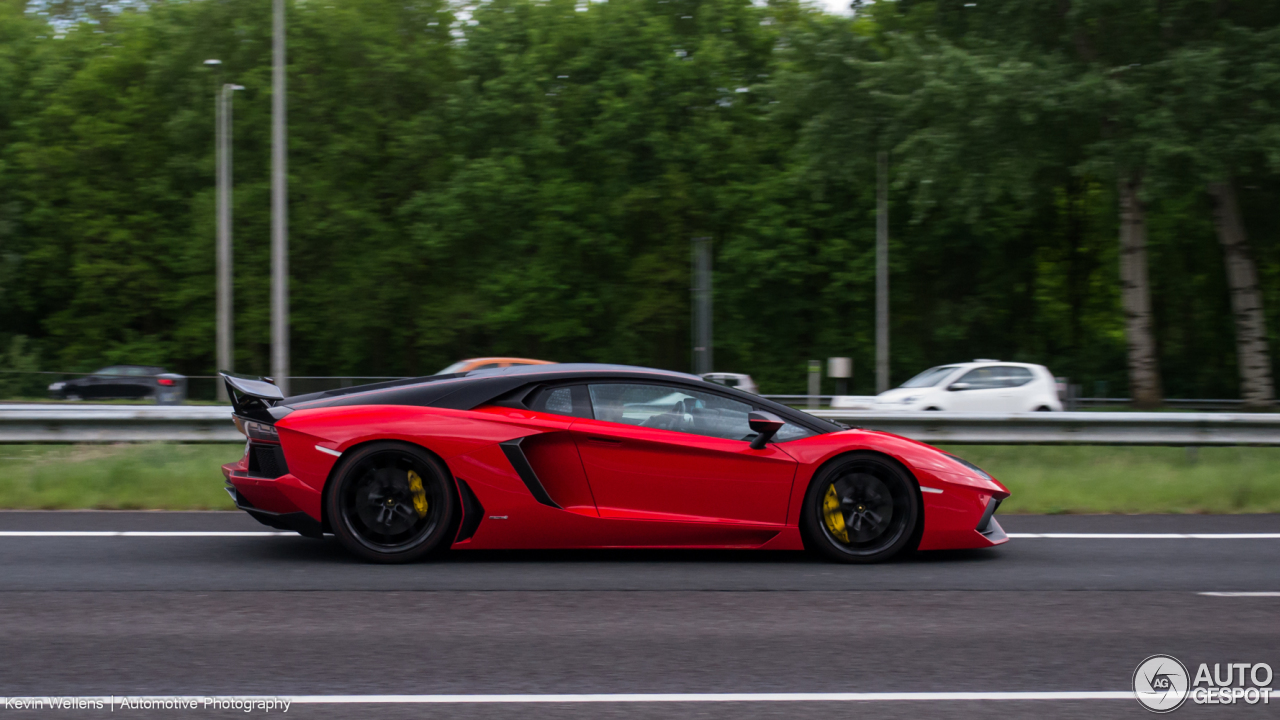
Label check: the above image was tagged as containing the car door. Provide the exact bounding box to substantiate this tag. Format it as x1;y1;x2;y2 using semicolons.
1002;366;1037;410
78;368;115;399
124;367;154;399
947;366;1008;411
98;367;133;399
570;382;798;526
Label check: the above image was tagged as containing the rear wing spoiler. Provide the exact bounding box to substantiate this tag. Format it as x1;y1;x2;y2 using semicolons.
222;373;287;422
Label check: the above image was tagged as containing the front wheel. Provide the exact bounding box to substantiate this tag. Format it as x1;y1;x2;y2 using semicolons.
325;442;457;563
801;453;920;563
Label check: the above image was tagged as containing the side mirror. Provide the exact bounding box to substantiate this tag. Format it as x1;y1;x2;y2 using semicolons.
748;411;785;449
948;382;972;391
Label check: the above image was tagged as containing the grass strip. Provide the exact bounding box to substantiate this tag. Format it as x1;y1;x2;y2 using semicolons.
943;445;1280;514
0;444;240;510
0;443;1276;513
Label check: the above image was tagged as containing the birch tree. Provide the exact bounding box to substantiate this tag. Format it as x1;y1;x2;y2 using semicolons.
1208;179;1273;407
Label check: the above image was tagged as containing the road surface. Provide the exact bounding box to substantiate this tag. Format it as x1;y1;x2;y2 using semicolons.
0;511;1276;718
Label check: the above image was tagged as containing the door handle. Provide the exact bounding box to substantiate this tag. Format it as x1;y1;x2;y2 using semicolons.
585;436;623;445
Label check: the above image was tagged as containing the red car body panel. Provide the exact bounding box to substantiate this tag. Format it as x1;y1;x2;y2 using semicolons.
222;398;1010;553
569;416;797;526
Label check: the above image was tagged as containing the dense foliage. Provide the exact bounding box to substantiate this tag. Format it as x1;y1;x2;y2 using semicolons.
1;0;1278;399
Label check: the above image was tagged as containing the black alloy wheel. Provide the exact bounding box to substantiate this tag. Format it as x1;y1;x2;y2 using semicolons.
801;453;920;563
326;442;456;563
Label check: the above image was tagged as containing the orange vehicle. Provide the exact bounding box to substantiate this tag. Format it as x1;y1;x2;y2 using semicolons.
434;357;554;375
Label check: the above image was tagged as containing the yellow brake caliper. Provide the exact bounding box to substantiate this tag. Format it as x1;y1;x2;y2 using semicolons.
407;470;429;518
823;485;849;543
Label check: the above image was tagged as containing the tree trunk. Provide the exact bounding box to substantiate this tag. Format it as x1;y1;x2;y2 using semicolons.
1208;178;1274;409
1118;173;1163;409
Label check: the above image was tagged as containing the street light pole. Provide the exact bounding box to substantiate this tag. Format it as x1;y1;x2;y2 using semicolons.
205;59;231;402
271;0;290;396
691;236;713;375
216;82;244;401
875;151;890;394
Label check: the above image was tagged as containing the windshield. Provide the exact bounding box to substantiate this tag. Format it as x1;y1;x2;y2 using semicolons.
435;360;472;375
899;365;960;389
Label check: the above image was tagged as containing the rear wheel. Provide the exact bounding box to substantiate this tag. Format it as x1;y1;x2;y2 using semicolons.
801;453;920;563
326;442;456;563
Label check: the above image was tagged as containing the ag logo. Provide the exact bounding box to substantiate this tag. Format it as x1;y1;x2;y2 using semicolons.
1134;655;1190;713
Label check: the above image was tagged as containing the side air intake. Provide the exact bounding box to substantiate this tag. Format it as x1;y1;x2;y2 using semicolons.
499;437;561;509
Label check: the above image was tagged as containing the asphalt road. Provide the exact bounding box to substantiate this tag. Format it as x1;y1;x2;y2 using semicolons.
0;512;1277;719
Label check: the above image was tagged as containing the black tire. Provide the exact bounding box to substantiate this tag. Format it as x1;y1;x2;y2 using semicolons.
801;452;920;563
924;407;941;411
1034;405;1052;412
325;441;457;564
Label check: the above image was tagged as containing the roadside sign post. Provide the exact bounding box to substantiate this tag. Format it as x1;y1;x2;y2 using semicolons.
829;357;852;397
808;360;821;409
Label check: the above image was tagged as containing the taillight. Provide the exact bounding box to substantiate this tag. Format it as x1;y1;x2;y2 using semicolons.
157;377;175;386
233;417;279;442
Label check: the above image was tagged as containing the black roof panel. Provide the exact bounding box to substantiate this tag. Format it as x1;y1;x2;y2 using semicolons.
279;363;842;435
463;363;703;381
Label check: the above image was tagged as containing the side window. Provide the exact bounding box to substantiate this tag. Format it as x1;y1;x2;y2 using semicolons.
1003;367;1034;387
543;387;574;414
529;385;592;419
471;363;501;371
587;383;754;441
955;367;1003;390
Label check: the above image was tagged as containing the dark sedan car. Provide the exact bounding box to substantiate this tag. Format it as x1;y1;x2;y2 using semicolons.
48;365;184;402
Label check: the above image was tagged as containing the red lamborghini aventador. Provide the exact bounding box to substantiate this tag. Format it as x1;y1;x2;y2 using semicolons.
220;364;1009;563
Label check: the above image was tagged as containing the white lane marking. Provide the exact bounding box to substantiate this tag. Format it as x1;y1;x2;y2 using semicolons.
0;692;1137;704
1;531;1277;540
0;531;119;537
1008;533;1280;539
1199;592;1280;597
919;486;943;494
0;531;291;537
314;445;343;457
120;531;290;537
287;692;1137;703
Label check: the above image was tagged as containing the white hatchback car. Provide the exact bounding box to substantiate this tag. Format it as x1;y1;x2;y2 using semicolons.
700;373;759;395
872;361;1063;412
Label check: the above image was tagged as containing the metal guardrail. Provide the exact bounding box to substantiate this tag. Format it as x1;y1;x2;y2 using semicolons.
765;395;1256;411
0;405;240;443
1073;397;1250;411
808;410;1280;445
0;404;1278;445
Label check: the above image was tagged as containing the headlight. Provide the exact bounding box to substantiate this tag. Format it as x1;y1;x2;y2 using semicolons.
48;382;65;391
944;453;990;480
901;396;919;404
